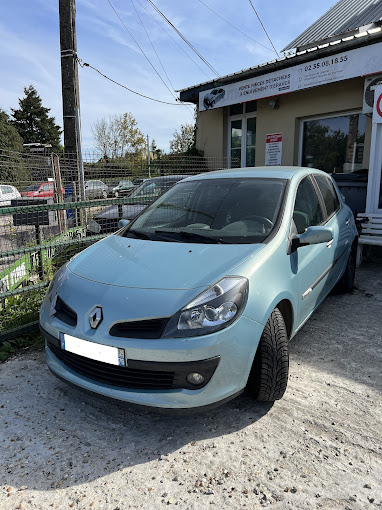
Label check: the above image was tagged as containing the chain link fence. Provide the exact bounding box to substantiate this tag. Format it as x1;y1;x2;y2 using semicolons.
0;149;231;341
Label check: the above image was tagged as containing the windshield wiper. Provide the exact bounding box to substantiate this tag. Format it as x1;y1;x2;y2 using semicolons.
125;228;182;243
125;229;152;240
155;229;231;244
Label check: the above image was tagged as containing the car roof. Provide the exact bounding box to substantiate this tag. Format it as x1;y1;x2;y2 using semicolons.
181;166;329;182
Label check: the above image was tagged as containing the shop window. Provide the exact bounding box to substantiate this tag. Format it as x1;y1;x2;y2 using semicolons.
245;102;257;113
301;113;367;173
230;104;243;116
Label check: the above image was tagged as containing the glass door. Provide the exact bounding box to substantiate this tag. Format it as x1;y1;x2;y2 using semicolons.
229;115;256;168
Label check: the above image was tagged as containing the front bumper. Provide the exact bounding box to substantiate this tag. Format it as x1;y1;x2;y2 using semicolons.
40;311;264;410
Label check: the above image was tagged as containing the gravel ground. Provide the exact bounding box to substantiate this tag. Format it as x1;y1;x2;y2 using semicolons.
1;262;381;510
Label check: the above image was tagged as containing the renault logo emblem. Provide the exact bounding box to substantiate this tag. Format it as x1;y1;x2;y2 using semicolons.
89;306;103;329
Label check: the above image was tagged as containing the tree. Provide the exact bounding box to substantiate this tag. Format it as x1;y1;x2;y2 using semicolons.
10;85;62;151
169;123;195;154
150;139;163;160
0;109;24;151
92;113;146;159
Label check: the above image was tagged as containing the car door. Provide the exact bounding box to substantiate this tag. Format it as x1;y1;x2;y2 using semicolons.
291;175;335;328
313;174;352;289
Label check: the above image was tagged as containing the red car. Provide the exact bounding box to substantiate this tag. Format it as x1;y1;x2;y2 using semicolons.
21;182;65;198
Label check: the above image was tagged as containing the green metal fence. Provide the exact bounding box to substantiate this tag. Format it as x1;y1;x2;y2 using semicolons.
0;150;231;342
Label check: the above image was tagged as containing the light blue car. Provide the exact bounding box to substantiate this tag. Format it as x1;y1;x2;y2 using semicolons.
40;167;358;412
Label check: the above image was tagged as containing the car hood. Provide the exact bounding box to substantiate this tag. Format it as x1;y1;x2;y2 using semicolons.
68;234;263;290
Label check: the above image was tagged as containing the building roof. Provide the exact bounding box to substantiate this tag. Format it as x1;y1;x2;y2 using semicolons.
178;29;382;103
283;0;382;51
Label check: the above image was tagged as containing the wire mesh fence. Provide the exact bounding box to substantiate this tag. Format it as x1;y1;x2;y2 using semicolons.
0;149;231;340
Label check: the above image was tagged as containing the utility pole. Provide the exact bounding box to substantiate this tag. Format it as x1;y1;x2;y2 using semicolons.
59;0;86;214
59;0;80;156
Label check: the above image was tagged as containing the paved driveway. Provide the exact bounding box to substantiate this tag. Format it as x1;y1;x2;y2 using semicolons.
1;262;381;509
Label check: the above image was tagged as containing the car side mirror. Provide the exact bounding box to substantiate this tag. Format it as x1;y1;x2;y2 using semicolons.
118;219;130;229
291;226;333;252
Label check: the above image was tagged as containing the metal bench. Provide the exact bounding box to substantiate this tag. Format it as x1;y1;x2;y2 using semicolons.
356;213;382;266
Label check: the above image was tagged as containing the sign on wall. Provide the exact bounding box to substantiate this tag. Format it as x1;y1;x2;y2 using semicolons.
373;84;382;124
199;42;382;111
265;133;283;166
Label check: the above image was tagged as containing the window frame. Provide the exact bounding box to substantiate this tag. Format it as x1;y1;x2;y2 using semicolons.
291;174;327;234
228;103;257;168
312;174;342;222
298;109;366;172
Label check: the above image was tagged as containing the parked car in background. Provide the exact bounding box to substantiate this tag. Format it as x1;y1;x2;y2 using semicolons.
87;174;190;236
112;180;135;197
21;182;64;198
40;166;358;411
84;180;108;199
0;185;21;206
132;178;147;186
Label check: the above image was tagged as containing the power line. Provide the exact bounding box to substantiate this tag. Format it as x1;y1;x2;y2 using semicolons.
145;0;221;78
197;0;273;53
106;0;180;102
78;59;189;106
247;0;279;58
131;0;176;97
130;0;194;117
136;0;212;80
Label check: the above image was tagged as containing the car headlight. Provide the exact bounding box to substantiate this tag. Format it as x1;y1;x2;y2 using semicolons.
162;277;248;338
45;263;69;317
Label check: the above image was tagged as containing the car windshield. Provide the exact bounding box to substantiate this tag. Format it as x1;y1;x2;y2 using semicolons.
25;184;40;191
121;177;286;244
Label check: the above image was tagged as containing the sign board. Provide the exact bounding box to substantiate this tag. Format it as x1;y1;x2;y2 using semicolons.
372;84;382;124
199;42;382;111
265;133;282;166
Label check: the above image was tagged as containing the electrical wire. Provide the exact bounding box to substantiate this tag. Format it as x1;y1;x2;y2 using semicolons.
135;0;211;79
248;0;279;58
131;0;194;117
106;0;181;102
78;59;189;106
197;0;273;53
145;0;221;77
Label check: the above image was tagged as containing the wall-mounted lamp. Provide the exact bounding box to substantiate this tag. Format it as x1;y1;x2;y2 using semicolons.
268;97;279;110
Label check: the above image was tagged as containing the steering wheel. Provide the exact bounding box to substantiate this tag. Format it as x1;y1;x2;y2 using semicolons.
242;215;274;228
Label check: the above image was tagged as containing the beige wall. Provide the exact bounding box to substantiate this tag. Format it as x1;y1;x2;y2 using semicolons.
196;107;224;159
196;77;371;169
255;77;366;166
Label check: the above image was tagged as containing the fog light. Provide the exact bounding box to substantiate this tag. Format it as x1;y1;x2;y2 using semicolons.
186;372;205;385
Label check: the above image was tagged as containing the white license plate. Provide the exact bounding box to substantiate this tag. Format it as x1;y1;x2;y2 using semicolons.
60;333;125;366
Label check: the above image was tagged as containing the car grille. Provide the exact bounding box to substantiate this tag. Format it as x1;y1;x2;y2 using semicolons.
54;296;77;327
48;341;175;390
109;318;169;339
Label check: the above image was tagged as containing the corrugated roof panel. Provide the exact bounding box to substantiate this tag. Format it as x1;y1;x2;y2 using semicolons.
283;0;382;50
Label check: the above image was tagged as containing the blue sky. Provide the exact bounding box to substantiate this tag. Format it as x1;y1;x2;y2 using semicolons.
0;0;337;152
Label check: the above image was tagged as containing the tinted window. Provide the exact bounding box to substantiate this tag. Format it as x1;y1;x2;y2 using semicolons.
314;175;340;218
293;177;324;234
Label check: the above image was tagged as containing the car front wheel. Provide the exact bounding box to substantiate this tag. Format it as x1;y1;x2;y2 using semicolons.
246;308;289;401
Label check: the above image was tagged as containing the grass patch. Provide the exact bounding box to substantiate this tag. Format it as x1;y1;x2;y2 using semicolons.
0;333;45;362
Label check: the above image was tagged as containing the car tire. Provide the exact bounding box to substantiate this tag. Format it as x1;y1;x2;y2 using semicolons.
335;239;357;293
246;308;289;401
102;190;108;199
